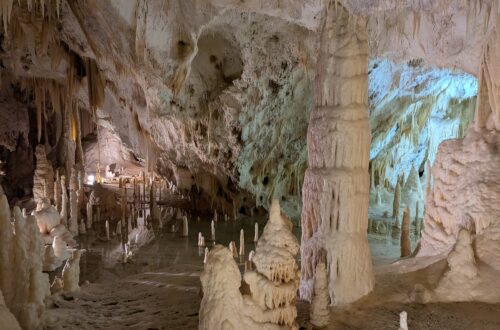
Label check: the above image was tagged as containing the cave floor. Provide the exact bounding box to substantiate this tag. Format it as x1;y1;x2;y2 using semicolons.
45;216;500;330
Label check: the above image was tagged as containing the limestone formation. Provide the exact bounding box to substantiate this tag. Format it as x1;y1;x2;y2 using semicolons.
229;241;238;258
400;208;411;258
0;290;21;330
239;229;245;256
42;245;63;272
54;170;61;212
62;250;84;293
254;222;259;242
86;201;93;230
434;229;479;301
300;2;374;305
310;262;329;328
33;145;54;203
211;220;215;241
200;200;300;329
399;311;409;330
0;186;14;308
244;199;300;328
392;176;402;221
68;169;79;236
182;216;188;237
60;175;68;227
11;206;50;330
402;166;423;218
52;236;70;260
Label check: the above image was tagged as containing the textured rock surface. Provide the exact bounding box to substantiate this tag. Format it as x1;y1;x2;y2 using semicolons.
300;2;374;306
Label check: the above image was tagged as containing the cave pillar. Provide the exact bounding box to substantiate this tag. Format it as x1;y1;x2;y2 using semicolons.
300;1;374;305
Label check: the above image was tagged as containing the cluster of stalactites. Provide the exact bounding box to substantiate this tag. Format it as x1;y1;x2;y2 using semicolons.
0;0;61;34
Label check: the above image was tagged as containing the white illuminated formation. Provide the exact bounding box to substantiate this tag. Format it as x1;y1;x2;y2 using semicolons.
200;199;300;329
0;186;50;330
239;229;245;256
211;220;215;241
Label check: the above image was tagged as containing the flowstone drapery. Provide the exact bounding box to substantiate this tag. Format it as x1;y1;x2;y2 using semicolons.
300;1;374;305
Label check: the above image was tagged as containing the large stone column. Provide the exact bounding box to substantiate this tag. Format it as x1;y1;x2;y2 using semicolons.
300;1;374;305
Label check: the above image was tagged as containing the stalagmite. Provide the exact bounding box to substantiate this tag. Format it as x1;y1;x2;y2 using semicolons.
239;229;245;256
86;202;93;229
399;311;409;330
54;170;61;211
376;187;382;206
211;220;215;241
393;176;402;220
12;206;50;330
105;220;110;240
198;232;204;247
68;168;79;236
62;250;83;293
254;222;259;242
182;216;188;237
33;145;55;203
434;229;480;301
400;208;411;258
244;199;300;327
203;247;209;264
229;241;238;258
402;166;423;218
60;175;68;227
300;1;374;305
0;186;14;307
200;200;300;329
310;262;329;328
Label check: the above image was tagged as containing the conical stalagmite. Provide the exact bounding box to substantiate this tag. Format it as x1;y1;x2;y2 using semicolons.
310;262;330;327
400;208;411;257
393;176;402;221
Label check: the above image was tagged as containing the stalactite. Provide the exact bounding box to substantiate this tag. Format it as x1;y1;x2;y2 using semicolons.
84;58;105;114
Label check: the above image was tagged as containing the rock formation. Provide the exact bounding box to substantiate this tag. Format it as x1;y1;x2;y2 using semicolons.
401;167;423;218
309;262;329;328
200;199;299;329
434;229;479;301
392;176;402;221
243;199;299;328
0;290;21;330
400;208;411;258
300;1;374;305
239;229;245;256
60;175;68;227
419;29;500;258
68;168;79;236
62;249;83;293
33;145;54;203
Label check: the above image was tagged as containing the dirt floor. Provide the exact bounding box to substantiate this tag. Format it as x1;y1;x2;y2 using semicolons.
45;216;500;329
